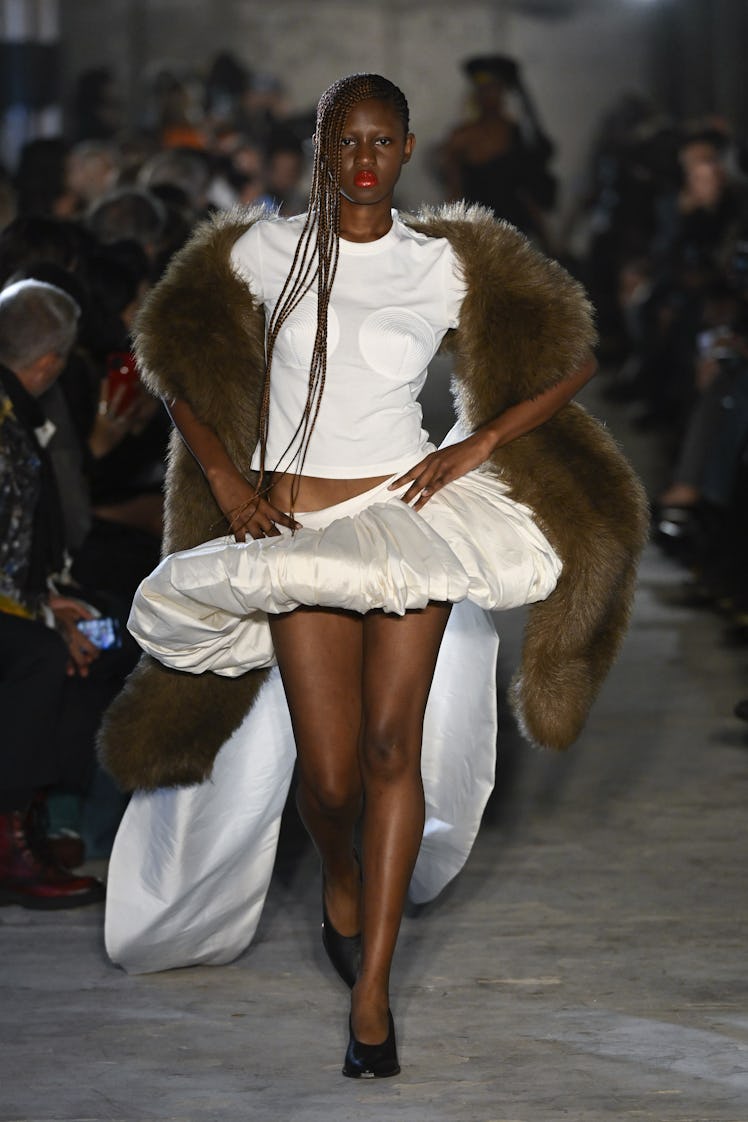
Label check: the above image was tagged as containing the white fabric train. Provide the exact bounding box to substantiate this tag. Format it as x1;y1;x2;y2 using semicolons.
105;424;562;973
105;599;498;973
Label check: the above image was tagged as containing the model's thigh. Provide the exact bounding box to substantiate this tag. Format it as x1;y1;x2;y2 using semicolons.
269;606;364;797
361;602;452;763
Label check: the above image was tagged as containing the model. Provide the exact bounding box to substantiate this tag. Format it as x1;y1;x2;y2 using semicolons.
100;74;648;1079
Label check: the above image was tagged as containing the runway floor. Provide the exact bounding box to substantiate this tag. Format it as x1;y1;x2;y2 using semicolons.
1;376;747;1122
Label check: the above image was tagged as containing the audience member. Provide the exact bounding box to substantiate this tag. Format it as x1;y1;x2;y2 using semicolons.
86;187;166;264
0;165;16;230
204;51;250;125
264;130;307;215
65;141;121;215
571;103;748;715
71;67;123;142
0;280;111;906
137;148;212;219
438;55;557;248
0;214;91;288
13;138;77;218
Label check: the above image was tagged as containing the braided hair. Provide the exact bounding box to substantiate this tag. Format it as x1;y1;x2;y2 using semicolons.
256;74;410;510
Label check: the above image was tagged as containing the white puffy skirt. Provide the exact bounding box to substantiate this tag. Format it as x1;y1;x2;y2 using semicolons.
105;428;561;974
127;454;561;674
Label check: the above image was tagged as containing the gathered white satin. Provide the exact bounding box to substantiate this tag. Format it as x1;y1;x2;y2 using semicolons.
106;423;562;974
127;456;561;676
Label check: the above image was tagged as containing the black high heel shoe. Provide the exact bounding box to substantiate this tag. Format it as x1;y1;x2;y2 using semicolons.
321;854;361;989
342;1009;400;1079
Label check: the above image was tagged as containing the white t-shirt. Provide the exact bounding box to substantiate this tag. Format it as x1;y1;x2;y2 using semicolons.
230;210;467;478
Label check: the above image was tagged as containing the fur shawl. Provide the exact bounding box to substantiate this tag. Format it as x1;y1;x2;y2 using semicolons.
99;203;648;791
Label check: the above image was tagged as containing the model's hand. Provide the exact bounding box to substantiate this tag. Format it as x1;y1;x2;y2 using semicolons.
211;475;301;542
396;357;597;511
389;431;495;511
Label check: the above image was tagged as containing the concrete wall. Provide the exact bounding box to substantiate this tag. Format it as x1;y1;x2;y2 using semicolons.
58;0;658;217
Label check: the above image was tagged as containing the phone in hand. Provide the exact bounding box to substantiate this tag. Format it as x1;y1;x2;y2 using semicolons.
76;617;122;650
105;351;140;416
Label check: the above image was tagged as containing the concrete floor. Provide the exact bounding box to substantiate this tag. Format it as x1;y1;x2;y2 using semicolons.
2;376;748;1122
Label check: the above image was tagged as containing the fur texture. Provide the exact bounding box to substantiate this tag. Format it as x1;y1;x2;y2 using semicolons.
98;202;648;790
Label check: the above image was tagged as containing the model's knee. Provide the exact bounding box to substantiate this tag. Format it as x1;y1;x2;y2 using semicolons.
359;722;417;782
297;775;360;819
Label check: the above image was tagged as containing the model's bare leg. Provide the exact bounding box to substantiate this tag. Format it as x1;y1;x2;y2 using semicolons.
269;607;364;936
352;601;452;1043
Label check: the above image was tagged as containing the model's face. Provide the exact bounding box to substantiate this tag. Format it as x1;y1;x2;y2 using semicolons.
337;98;414;206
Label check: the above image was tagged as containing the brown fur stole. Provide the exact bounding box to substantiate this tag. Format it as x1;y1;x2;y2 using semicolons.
98;203;648;790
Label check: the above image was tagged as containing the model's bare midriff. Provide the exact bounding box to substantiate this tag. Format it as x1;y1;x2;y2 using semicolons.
268;472;392;514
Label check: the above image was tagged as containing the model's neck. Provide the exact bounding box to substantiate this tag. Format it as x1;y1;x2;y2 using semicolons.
338;199;394;243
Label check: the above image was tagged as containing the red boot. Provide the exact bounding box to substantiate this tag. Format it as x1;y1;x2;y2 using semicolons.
0;810;105;909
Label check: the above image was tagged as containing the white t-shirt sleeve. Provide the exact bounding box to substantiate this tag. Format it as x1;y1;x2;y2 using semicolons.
229;221;265;301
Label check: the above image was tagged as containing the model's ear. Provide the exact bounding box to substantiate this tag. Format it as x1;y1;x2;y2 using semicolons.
402;133;416;165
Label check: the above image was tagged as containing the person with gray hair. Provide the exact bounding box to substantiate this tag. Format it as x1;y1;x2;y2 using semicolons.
0;278;105;909
137;148;212;215
65;140;121;215
0;278;80;377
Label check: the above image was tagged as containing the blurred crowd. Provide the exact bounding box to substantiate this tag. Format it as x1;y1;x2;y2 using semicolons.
567;94;748;727
0;54;746;910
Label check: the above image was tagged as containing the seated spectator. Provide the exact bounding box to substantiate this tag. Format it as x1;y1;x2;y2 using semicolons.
14;138;77;218
0;214;92;288
264;130;307;215
0;279;111;907
76;242;168;565
217;136;272;208
86;187;166;263
72;67;122;142
612;124;748;430
65;141;121;215
137;147;212;220
0;164;16;231
652;126;745;270
653;264;748;611
7;243;165;596
235;71;288;148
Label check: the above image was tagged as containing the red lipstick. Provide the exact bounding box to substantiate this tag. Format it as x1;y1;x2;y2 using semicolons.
354;171;378;188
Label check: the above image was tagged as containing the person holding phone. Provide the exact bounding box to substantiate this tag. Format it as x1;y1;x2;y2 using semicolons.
0;279;109;907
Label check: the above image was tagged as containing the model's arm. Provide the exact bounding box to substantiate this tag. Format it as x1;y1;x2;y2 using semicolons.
474;353;596;450
391;353;597;510
166;397;300;540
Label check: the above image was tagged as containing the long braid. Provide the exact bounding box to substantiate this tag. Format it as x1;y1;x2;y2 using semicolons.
256;74;410;515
